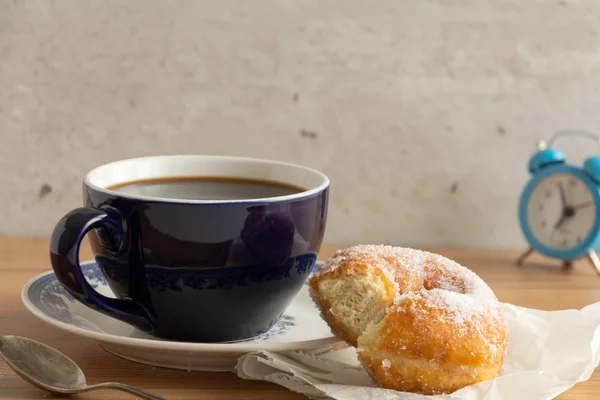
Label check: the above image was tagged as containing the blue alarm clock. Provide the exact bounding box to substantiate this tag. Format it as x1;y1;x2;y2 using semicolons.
517;130;600;274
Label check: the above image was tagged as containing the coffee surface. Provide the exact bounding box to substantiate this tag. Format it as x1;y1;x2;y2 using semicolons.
108;176;303;200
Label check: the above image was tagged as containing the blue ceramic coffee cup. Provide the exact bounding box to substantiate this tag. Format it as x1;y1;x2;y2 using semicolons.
49;156;329;342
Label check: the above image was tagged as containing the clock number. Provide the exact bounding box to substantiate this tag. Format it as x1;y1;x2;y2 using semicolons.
569;178;577;188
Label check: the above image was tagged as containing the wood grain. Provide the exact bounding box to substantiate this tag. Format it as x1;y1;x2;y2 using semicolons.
0;238;599;399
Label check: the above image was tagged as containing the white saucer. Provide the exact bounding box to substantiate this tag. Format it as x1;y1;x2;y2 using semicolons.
22;261;342;371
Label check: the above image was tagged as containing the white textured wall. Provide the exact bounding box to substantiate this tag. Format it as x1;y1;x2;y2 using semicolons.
2;1;600;249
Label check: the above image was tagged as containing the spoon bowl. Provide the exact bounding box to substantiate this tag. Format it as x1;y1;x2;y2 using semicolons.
0;335;165;399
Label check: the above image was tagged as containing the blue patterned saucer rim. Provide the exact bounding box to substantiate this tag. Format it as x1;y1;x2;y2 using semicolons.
22;260;341;353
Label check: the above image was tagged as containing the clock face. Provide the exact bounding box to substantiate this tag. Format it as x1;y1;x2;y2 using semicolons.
526;173;596;250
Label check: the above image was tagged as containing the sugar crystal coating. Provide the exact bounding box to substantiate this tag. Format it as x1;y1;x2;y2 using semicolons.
311;244;508;395
315;244;507;361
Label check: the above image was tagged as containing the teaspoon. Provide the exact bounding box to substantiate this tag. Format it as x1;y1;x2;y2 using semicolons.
0;335;166;399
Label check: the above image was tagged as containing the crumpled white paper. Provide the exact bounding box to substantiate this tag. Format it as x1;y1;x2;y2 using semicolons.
236;301;600;399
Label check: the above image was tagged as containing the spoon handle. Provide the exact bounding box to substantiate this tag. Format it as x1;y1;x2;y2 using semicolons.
86;382;167;400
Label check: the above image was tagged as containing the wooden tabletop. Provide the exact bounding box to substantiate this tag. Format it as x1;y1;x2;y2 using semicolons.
1;237;600;399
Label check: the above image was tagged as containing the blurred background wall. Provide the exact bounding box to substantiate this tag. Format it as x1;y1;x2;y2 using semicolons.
2;1;600;249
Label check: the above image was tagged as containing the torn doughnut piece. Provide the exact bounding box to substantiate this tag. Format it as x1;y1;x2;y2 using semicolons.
308;245;508;395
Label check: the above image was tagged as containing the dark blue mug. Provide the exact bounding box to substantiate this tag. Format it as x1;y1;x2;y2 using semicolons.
49;155;329;342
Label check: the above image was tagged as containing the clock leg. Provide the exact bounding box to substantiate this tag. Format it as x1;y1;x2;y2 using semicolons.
588;251;600;276
516;247;534;266
563;260;574;270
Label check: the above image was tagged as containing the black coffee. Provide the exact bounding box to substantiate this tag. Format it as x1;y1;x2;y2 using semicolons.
108;177;304;200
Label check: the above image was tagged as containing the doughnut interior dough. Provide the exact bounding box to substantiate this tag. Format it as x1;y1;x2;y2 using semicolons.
309;245;508;395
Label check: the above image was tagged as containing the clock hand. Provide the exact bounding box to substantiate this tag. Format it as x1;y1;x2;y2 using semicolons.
573;200;593;210
553;204;575;231
554;214;567;230
558;182;567;208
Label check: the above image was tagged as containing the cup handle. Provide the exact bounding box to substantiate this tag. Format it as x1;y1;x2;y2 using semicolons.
49;207;154;332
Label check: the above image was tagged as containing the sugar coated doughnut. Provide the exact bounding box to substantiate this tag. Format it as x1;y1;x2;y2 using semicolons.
308;245;508;395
